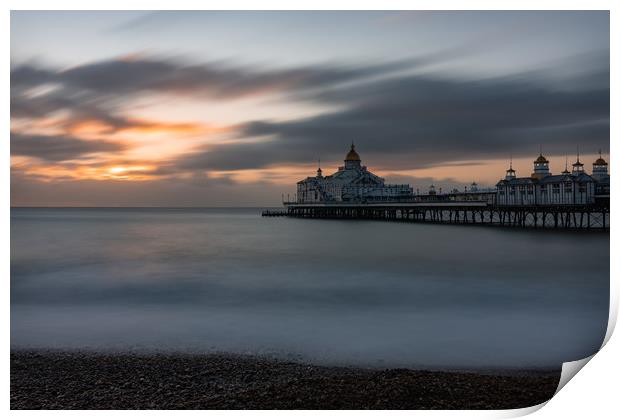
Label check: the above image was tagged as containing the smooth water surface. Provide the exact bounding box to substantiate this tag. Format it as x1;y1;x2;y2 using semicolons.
11;208;609;369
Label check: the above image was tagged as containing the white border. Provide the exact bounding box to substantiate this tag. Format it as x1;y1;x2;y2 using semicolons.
4;1;617;418
3;1;618;10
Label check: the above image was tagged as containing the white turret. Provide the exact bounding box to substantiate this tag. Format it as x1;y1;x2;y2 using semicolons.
531;151;550;179
505;157;516;180
592;150;609;181
572;154;584;175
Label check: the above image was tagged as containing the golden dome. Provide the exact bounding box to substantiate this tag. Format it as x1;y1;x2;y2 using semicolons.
345;144;361;161
534;154;549;164
594;157;607;165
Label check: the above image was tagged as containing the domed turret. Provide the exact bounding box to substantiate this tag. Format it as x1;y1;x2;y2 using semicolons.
592;149;609;181
345;143;361;161
531;148;550;179
344;143;362;169
534;155;549;164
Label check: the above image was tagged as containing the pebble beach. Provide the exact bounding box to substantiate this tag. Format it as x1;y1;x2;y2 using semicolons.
11;351;561;410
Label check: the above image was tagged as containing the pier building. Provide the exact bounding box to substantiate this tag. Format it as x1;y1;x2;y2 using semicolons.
591;151;610;202
296;144;413;203
495;153;603;205
273;147;610;229
294;145;609;207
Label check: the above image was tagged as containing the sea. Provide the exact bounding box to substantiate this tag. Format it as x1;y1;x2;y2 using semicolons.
10;207;610;370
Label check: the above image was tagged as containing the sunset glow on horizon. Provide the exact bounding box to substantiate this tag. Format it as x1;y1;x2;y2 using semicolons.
11;11;609;206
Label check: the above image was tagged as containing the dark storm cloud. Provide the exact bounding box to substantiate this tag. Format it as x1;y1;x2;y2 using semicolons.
11;66;141;134
11;91;72;120
11;56;416;101
181;65;609;171
10;89;134;132
11;132;126;162
10;65;56;87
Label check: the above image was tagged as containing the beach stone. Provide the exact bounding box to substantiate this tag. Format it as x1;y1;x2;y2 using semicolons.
10;350;561;410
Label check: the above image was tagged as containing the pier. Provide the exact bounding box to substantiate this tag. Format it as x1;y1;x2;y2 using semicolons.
264;145;610;230
261;210;288;217
268;202;609;229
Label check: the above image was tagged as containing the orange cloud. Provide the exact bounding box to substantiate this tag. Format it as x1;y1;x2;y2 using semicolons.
65;117;220;137
13;113;228;140
119;120;208;134
65;119;115;136
11;155;168;182
101;164;161;180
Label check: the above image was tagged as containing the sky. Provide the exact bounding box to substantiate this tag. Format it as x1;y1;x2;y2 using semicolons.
10;11;610;206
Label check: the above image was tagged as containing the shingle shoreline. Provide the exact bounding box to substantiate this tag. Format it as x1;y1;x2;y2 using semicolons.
11;350;561;410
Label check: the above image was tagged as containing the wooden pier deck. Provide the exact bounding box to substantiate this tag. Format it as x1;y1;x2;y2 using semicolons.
269;201;609;229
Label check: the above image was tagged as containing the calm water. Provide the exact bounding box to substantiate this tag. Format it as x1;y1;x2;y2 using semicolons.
11;208;609;369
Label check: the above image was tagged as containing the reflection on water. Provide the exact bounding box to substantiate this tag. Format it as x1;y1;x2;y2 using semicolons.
11;208;609;369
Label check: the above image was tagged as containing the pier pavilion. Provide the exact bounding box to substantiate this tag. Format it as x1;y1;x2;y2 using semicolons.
271;147;610;229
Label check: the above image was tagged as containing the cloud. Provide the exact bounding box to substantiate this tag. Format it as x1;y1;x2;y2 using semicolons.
11;56;417;101
11;87;81;120
178;61;609;171
10;55;423;151
10;51;610;185
11;132;126;162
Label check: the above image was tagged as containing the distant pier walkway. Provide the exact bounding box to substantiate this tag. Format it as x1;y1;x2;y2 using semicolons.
263;201;609;229
261;210;288;217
